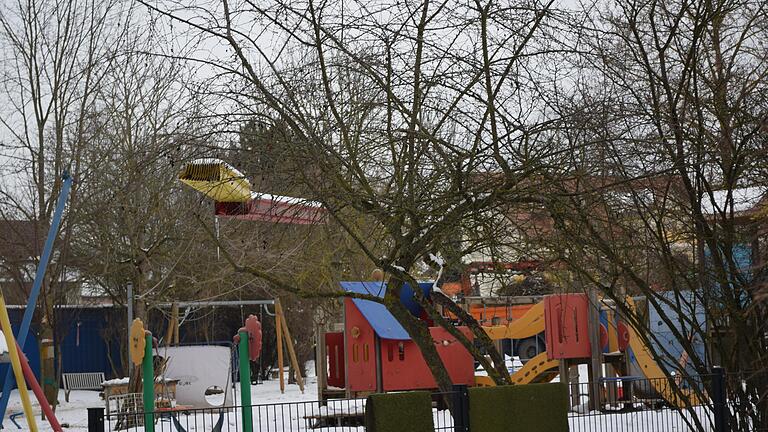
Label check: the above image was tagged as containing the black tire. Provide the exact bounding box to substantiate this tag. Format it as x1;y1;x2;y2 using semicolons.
516;337;544;363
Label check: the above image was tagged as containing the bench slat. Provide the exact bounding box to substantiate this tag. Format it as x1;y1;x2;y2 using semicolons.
62;372;105;390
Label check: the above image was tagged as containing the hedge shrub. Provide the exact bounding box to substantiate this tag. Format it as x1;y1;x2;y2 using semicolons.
468;383;569;432
365;391;434;432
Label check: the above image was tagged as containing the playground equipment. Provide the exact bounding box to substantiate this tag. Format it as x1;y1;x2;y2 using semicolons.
317;281;705;411
233;314;264;432
128;319;157;432
0;173;71;429
179;158;327;224
0;293;64;432
154;298;303;396
319;281;475;399
473;292;704;409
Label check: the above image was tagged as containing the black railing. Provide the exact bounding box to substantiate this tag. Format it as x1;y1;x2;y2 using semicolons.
567;374;716;432
567;370;765;432
98;392;457;432
92;371;765;432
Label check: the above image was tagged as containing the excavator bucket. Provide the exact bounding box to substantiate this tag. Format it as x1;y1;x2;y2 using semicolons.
178;159;252;202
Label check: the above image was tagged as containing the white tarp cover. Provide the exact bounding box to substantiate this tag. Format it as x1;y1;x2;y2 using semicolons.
161;345;233;408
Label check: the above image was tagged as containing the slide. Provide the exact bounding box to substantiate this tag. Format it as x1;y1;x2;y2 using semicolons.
484;301;545;340
476;352;559;387
625;299;703;408
479;304;558;387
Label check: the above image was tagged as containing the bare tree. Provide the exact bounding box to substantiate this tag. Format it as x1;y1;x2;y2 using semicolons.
0;0;128;406
140;0;585;392
516;0;768;428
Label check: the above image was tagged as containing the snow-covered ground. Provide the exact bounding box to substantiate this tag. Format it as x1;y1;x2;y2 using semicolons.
2;373;715;431
4;378;321;431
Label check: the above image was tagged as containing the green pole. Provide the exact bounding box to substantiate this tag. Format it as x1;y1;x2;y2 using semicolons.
142;333;155;432
238;330;253;432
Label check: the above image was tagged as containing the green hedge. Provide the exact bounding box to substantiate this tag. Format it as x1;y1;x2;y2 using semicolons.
469;383;569;432
365;391;434;432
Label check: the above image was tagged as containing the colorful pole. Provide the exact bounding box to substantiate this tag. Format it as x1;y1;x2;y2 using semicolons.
17;344;63;431
0;292;38;432
142;333;155;432
238;330;253;432
0;173;72;427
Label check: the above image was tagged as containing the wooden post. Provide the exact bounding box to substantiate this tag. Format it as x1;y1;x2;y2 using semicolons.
275;302;285;394
569;365;581;408
588;288;603;411
164;303;178;347
315;324;327;403
558;359;570;404
275;300;304;393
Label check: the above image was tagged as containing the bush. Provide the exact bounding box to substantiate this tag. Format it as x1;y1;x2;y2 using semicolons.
469;383;569;431
365;391;435;432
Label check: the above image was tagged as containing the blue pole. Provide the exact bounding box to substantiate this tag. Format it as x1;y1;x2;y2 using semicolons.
0;173;72;426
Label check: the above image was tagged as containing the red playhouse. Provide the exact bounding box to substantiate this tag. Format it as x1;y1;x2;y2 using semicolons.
322;281;474;398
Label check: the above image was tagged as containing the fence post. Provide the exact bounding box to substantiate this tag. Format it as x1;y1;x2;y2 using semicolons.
87;407;105;432
451;384;470;432
712;366;727;432
239;330;254;432
142;333;155;432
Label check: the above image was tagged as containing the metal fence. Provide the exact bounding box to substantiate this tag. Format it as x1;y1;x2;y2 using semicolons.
567;374;717;432
91;370;765;432
567;370;765;432
96;392;456;432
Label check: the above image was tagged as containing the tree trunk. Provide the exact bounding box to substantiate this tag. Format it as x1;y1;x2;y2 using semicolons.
39;321;58;410
385;294;454;394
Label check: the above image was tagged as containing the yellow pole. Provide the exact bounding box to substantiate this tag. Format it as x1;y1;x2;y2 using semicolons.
0;292;38;432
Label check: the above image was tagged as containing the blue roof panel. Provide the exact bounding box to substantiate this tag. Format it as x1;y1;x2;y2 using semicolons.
340;281;411;340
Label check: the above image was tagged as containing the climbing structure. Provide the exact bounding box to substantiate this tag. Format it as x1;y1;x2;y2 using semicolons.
179;158;327;224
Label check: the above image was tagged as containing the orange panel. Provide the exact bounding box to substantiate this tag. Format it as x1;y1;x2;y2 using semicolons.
444;303;534;325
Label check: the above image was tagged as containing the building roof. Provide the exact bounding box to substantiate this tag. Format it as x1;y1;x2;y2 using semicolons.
701;187;767;217
0;220;42;261
341;281;413;340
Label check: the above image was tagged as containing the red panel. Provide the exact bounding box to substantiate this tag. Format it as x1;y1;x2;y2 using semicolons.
617;321;630;352
244;315;263;360
544;294;591;360
380;327;474;391
325;332;345;388
215;199;327;224
344;299;377;392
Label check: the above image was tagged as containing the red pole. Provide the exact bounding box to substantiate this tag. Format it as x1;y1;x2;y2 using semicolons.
15;342;63;432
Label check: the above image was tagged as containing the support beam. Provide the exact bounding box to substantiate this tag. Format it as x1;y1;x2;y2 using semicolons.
315;324;327;403
588;288;603;411
238;330;253;432
276;306;285;394
155;300;275;308
0;292;38;432
275;300;304;393
142;333;155;432
0;173;71;427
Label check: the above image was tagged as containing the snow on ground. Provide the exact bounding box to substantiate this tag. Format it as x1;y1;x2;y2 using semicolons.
3;374;715;431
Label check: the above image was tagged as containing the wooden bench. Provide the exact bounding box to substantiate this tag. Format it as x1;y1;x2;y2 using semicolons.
62;372;105;402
